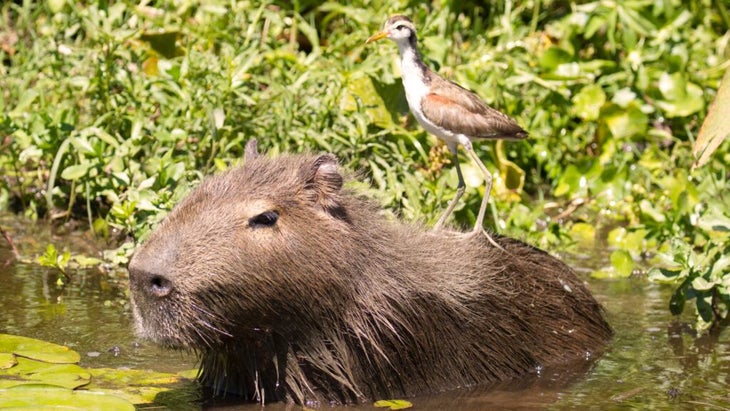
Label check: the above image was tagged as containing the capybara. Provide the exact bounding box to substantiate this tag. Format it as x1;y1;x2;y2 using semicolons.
128;140;612;405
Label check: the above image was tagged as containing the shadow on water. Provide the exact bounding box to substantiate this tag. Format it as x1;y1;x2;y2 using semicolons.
1;213;729;410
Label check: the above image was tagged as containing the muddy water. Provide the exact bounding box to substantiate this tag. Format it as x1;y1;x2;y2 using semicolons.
1;214;729;410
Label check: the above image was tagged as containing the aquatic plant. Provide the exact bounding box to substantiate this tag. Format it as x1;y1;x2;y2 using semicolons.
0;0;728;331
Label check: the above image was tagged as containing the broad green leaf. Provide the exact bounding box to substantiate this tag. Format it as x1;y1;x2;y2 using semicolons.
607;227;647;256
0;386;134;410
610;249;634;278
343;75;396;129
0;357;89;389
554;165;582;197
572;84;606;120
538;47;573;71
0;354;16;370
374;399;414;410
648;267;683;283
139;31;183;59
639;199;666;223
61;163;93;181
0;334;80;364
691;276;715;291
693;67;730;170
602;103;648;139
69;137;96;156
697;209;730;233
569;222;596;247
656;81;704;118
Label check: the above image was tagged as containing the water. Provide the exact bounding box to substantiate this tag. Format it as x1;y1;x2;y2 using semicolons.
1;214;729;410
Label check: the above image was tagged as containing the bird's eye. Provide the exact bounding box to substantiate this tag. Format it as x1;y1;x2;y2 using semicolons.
249;211;279;228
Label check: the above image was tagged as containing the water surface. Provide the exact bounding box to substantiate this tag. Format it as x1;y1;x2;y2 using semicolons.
1;214;728;410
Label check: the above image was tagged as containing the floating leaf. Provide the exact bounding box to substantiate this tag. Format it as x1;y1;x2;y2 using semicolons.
0;334;80;364
569;222;596;247
693;67;730;170
374;399;414;410
610;249;634;278
0;386;134;410
0;357;90;389
86;367;199;405
0;353;17;370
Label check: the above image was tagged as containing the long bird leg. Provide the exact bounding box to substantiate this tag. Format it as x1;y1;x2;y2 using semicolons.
464;146;493;233
464;144;505;250
433;146;465;230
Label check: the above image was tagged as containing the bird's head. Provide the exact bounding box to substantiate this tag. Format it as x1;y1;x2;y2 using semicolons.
366;15;417;46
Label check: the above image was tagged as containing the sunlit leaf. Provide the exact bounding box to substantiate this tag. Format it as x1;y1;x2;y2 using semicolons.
343;75;396;129
569;222;596;247
572;84;606;121
374;399;413;410
60;163;93;181
692;276;715;291
0;386;134;410
697;209;730;233
610;249;634;278
538;47;573;71
693;67;730;170
0;334;80;364
639;199;666;223
0;357;89;389
139;31;183;59
602;103;648;139
0;354;16;370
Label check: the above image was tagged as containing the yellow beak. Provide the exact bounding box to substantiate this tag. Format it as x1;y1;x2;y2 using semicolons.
365;31;389;44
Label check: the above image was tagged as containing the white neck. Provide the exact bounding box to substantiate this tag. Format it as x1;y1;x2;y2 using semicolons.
395;40;427;83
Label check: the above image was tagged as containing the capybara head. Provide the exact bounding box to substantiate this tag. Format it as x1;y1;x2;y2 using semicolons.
128;140;612;405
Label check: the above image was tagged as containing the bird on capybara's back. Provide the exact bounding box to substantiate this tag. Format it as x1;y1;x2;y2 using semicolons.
127;140;612;405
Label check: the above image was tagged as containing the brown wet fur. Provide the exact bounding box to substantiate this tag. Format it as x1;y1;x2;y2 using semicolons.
128;141;612;406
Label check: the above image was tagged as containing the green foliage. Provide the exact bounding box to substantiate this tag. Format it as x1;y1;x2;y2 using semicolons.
649;209;730;332
1;1;728;331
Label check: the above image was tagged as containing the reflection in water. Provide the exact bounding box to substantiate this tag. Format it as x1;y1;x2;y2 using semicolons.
1;215;729;410
0;215;197;374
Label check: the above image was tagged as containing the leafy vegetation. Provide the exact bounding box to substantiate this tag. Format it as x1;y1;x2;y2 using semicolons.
0;333;198;408
1;1;728;331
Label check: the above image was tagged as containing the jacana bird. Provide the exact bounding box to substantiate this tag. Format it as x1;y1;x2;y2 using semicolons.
366;15;527;237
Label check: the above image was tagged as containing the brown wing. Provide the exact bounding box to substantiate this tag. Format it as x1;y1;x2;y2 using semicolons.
421;74;528;140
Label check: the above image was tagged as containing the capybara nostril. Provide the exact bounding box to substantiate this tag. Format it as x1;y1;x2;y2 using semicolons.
149;274;172;298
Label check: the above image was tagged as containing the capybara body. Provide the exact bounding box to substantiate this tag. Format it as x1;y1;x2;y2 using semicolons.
128;141;612;405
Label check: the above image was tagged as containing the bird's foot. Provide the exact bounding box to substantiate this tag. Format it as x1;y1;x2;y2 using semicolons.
472;226;506;251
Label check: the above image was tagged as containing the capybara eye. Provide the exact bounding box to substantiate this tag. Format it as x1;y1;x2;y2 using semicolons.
248;211;279;228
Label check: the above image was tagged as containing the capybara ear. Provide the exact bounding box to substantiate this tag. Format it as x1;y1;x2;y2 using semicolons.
244;139;259;163
303;154;347;219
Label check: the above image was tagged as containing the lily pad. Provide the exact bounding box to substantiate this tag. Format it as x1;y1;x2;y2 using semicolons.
374;399;414;410
0;386;134;410
86;367;200;405
0;357;90;389
0;353;17;369
0;334;80;364
610;249;635;278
